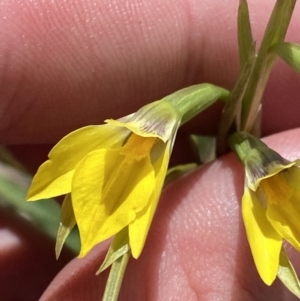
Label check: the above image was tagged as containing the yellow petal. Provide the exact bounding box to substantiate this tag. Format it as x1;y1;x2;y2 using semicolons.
72;148;155;257
27;125;129;200
129;142;170;258
27;165;74;201
242;187;282;285
264;169;300;251
106;100;180;143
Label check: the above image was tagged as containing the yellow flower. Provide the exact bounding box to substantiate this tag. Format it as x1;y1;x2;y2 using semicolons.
27;83;229;259
27;100;180;258
230;132;300;287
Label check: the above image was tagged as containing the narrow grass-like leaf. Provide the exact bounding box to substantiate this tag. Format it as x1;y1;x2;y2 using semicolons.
238;0;254;68
271;42;300;74
164;163;197;187
0;161;79;254
190;135;216;163
241;0;296;132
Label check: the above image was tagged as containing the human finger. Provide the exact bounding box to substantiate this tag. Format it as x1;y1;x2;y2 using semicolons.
0;0;300;145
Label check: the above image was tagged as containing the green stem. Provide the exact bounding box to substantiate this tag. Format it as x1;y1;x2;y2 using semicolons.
102;250;130;301
240;0;296;132
163;83;229;125
217;43;255;155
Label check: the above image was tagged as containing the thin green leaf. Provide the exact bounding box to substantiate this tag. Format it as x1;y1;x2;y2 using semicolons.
96;227;130;275
164;163;197;187
190;135;216;164
241;0;296;132
0;146;26;172
238;0;254;68
0;160;80;254
277;247;300;299
271;42;300;74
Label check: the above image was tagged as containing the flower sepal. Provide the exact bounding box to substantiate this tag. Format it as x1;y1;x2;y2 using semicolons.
96;227;130;275
278;247;300;299
229;131;295;191
55;194;76;259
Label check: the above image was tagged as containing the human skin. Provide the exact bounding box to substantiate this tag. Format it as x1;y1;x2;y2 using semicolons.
1;0;300;300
